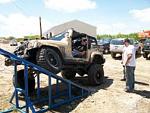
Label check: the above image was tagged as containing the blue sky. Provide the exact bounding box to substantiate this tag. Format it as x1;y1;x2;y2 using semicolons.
0;0;150;37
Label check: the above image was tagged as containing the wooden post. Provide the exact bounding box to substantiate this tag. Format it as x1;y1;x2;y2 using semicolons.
39;16;42;39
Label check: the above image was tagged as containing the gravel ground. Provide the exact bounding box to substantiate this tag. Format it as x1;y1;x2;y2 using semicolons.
0;43;150;113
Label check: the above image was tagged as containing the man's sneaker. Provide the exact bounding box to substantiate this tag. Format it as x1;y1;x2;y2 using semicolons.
124;88;134;93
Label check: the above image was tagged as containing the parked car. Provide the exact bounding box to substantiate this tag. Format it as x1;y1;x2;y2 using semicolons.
110;38;141;58
97;38;111;54
9;39;18;46
142;38;150;59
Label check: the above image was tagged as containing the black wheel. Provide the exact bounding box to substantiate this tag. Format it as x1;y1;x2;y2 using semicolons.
36;47;62;74
13;69;35;94
143;52;148;59
88;64;104;85
111;52;116;58
135;51;141;58
61;69;76;80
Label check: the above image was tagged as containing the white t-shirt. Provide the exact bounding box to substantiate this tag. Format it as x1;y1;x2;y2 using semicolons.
122;45;136;67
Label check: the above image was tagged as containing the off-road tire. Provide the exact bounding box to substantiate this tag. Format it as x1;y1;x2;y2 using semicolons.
143;52;148;59
13;69;35;94
111;52;116;58
88;64;104;85
36;47;62;74
61;69;76;80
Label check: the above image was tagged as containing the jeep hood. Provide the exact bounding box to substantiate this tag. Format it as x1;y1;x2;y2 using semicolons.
28;39;68;48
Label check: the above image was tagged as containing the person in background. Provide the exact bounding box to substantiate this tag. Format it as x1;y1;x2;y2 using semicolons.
122;38;136;92
121;45;127;81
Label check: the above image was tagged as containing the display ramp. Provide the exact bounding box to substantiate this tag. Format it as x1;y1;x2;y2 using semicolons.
0;48;89;113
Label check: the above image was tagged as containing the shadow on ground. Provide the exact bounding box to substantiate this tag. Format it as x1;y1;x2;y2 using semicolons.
53;76;113;112
134;81;150;98
114;56;122;60
133;90;150;99
72;76;113;92
135;81;149;86
27;76;113;113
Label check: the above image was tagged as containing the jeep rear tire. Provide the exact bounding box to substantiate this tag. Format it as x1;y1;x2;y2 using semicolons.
36;47;62;74
143;52;148;59
88;64;104;85
111;52;116;58
13;69;35;94
61;70;76;80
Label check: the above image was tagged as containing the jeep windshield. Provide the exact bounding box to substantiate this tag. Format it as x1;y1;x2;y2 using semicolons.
50;32;66;41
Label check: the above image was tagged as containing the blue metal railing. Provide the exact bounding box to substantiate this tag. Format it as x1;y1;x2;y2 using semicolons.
0;48;89;113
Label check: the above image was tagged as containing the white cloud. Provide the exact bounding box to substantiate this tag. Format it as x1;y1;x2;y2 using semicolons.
96;23;128;34
44;0;96;13
0;13;51;37
96;21;150;34
130;8;150;22
112;23;127;30
0;0;15;4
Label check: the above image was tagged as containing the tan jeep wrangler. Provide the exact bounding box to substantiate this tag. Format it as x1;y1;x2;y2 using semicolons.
5;29;105;87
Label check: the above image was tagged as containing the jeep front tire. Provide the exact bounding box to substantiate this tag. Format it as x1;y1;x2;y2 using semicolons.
36;47;62;74
111;52;116;58
143;52;148;59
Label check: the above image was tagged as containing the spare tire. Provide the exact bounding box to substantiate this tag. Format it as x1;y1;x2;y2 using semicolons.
13;69;35;94
36;47;62;74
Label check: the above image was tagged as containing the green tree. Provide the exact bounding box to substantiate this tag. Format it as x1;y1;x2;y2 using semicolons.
24;35;40;40
16;38;24;42
97;33;139;40
7;36;16;40
128;33;139;40
97;34;113;39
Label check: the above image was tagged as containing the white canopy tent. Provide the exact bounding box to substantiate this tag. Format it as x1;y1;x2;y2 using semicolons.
44;20;96;38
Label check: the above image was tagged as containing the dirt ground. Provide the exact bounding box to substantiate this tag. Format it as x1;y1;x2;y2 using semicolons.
0;43;150;113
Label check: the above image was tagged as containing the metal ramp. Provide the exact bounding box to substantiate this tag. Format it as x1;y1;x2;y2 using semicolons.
0;48;89;113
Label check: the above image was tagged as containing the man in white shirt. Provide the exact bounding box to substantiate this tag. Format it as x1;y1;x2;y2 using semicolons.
122;38;136;92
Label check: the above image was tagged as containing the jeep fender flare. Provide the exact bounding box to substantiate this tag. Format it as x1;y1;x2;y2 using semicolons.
25;45;64;64
39;45;64;61
90;52;105;64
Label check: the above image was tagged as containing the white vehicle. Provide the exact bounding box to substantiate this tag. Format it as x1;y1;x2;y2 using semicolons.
10;39;18;46
110;38;140;58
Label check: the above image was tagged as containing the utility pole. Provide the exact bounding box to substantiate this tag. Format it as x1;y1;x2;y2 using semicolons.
39;16;42;39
